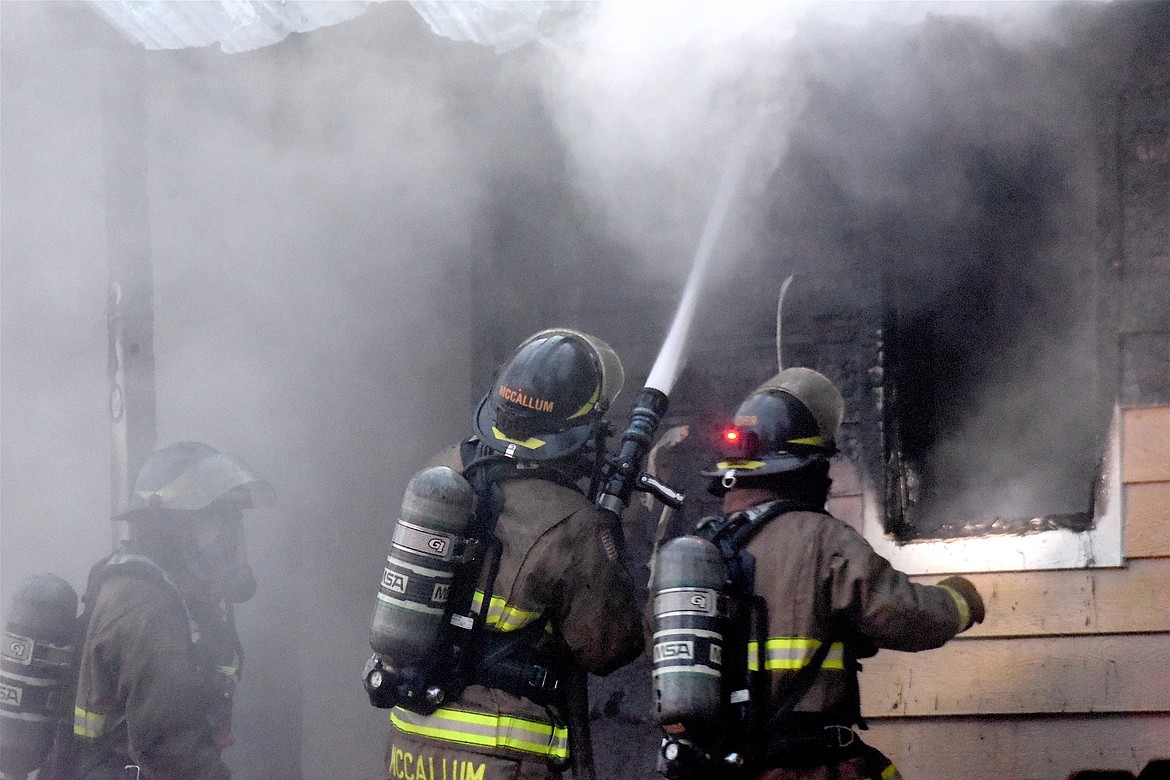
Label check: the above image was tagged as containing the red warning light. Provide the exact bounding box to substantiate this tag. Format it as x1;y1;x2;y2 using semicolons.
719;425;757;459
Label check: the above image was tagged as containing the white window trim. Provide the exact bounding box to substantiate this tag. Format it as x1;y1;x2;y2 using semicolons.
862;406;1124;575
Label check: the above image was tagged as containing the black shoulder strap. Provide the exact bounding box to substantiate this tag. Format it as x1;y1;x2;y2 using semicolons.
695;499;818;597
762;634;837;732
82;552;194;637
460;438;584;516
454;439;576;705
694;500;842;740
696;498;818;548
79;552;116;611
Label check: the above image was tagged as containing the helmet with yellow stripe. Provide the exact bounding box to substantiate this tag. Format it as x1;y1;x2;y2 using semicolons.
702;367;843;482
474;328;624;461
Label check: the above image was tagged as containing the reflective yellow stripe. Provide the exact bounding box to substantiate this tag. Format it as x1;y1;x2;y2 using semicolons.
715;460;765;470
471;591;542;632
566;384;600;420
937;584;971;631
73;706;107;740
787;435;827;446
217;651;241;679
746;638;846;671
882;762;899;779
490;427;546;449
390;706;569;760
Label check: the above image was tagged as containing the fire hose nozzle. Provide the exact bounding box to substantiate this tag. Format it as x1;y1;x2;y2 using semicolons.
597;387;670;517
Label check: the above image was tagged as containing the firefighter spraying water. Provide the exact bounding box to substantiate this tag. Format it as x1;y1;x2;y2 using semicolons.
364;328;644;780
362;130;759;780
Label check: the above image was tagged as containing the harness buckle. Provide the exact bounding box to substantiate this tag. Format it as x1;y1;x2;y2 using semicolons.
528;664;558;692
823;725;856;748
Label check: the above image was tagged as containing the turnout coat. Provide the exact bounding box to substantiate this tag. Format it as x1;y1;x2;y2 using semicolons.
72;556;238;780
745;507;968;780
384;449;645;780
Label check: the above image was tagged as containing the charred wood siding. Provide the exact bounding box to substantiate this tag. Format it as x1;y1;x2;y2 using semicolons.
1107;33;1169;407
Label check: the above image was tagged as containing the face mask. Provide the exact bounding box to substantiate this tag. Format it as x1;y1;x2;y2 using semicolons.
224;535;257;603
183;508;255;603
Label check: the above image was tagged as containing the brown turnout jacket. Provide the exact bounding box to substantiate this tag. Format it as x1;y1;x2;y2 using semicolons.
747;507;965;723
385;448;644;769
73;559;234;780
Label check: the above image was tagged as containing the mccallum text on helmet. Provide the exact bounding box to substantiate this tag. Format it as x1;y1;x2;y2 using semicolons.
497;385;554;413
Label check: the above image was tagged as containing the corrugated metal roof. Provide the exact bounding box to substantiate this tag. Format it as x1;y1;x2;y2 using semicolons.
87;0;376;53
86;0;552;54
409;1;548;53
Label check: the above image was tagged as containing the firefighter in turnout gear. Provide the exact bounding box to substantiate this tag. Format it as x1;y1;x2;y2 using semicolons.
69;442;271;780
652;368;985;780
372;328;644;780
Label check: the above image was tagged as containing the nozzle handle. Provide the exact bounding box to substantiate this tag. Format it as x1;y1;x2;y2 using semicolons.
636;473;684;510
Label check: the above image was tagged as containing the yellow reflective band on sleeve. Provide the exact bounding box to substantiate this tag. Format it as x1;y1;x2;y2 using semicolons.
471;591;542;632
490;427;546;450
217;651;242;680
751;638;846;671
938;584;971;631
390;706;569;761
73;706;108;740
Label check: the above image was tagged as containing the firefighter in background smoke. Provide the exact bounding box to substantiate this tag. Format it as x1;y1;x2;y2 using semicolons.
66;442;271;780
651;368;985;780
372;328;644;780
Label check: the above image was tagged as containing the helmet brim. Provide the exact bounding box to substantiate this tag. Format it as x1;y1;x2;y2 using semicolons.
474;395;594;462
699;452;821;479
130;451;274;512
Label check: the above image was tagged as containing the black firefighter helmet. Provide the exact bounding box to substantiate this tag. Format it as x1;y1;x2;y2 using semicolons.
475;328;624;461
703;367;843;486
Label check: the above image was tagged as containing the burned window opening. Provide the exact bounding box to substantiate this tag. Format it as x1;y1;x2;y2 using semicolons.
879;150;1106;544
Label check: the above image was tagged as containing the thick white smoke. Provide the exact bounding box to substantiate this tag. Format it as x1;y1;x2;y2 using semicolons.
0;2;1148;779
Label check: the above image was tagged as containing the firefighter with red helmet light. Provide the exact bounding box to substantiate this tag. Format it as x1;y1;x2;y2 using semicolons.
650;368;985;780
366;328;644;780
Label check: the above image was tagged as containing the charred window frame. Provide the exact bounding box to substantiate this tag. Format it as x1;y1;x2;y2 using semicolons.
877;150;1110;546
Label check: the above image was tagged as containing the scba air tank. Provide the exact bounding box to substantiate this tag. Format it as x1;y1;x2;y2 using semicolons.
651;535;728;729
370;466;475;666
1;573;79;780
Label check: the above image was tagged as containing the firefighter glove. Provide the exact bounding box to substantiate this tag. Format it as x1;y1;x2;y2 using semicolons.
937;575;985;631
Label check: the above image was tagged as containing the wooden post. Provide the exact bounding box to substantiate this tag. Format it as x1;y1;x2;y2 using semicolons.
100;37;156;544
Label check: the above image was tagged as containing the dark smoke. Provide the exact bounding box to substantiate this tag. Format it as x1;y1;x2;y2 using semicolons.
750;7;1113;533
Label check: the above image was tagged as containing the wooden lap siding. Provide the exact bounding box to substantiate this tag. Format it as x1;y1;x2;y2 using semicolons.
859;406;1170;780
